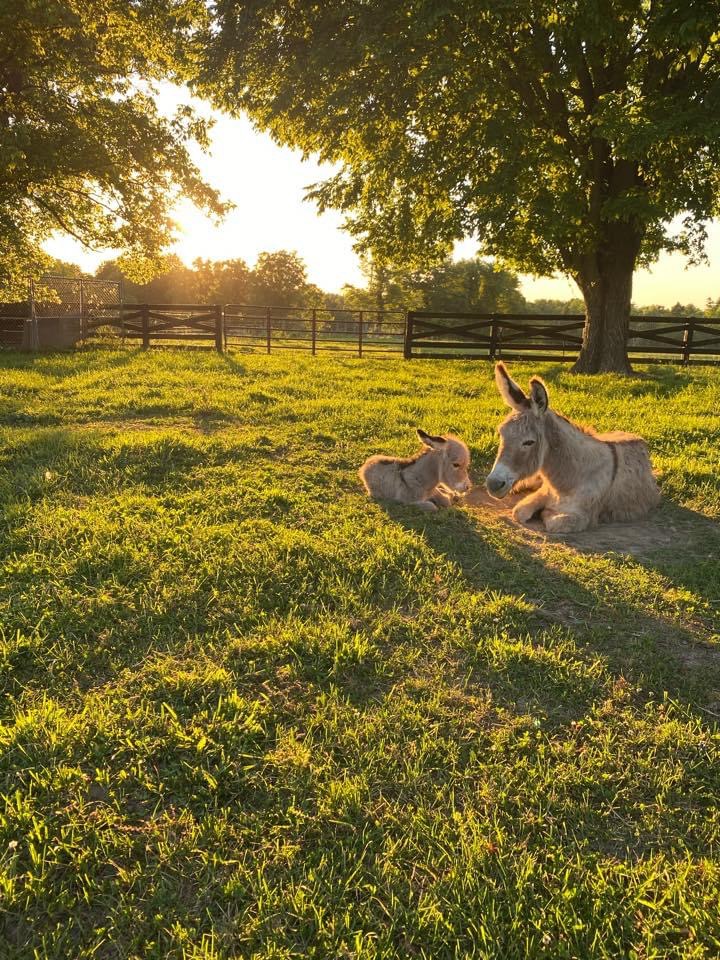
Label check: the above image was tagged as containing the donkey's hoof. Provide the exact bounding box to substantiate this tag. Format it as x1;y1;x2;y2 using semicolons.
542;511;588;534
415;500;438;512
512;504;536;524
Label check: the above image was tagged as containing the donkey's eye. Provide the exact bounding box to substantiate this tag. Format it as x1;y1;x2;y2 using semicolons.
452;462;461;469
522;440;536;447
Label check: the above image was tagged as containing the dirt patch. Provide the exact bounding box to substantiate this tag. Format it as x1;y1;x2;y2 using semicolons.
464;487;719;560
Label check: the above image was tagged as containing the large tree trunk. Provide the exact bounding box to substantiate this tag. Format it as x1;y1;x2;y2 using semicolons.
571;223;642;374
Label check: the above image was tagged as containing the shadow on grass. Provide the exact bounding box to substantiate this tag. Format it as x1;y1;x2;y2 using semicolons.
528;361;696;398
379;497;720;719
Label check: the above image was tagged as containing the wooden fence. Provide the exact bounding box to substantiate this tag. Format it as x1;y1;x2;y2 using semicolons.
223;304;405;356
89;304;224;350
404;311;720;364
3;301;720;365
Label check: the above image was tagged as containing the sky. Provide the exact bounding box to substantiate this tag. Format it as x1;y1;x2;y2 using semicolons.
45;86;720;308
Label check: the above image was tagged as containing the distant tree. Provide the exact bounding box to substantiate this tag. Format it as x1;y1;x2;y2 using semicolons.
341;255;525;314
322;291;348;312
705;298;720;318
631;302;704;317
192;258;251;304
339;257;420;313
302;283;329;308
42;258;86;280
94;260;143;302
200;1;720;373
419;259;527;314
143;256;200;304
0;0;225;299
248;251;309;307
524;298;586;315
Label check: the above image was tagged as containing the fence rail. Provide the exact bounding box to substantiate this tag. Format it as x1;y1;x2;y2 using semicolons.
223;304;405;356
89;304;224;350
405;311;720;364
3;299;720;364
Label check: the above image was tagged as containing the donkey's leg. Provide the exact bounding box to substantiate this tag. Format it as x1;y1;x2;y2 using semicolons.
512;472;543;494
413;499;439;512
429;488;453;509
512;488;551;524
541;509;590;534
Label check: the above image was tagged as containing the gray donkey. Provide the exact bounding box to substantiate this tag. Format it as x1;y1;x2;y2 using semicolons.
360;429;471;511
485;363;660;533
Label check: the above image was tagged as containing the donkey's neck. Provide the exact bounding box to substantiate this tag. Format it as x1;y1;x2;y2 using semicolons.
541;412;602;493
403;449;441;491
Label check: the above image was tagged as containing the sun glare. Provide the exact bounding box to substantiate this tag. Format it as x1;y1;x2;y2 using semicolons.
42;83;720;307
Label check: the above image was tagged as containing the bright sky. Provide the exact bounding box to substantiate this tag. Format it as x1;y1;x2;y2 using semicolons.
45;86;720;307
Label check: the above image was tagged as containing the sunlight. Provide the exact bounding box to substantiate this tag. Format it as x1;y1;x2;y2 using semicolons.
42;82;720;307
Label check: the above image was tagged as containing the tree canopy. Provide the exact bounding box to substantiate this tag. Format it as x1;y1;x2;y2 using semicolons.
341;256;526;314
199;0;720;371
96;249;322;308
0;0;225;299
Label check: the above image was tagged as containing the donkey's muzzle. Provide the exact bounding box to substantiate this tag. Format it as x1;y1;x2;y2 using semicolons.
485;475;511;498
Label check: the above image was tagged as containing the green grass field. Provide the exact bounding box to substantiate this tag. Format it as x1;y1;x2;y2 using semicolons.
1;348;719;959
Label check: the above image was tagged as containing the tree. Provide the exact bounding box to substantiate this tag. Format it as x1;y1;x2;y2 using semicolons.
192;258;251;304
524;298;586;315
631;301;704;316
248;250;309;307
0;0;226;299
143;255;200;303
341;256;422;312
341;254;526;314
705;297;720;318
418;259;527;314
42;257;86;280
199;1;720;372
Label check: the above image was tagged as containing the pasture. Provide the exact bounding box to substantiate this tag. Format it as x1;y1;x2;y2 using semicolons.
1;348;719;959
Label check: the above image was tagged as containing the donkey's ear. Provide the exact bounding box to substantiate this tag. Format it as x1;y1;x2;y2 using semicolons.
417;428;446;448
495;362;529;412
529;377;549;415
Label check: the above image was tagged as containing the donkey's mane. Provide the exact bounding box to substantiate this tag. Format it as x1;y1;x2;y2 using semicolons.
504;410;597;437
554;412;597;437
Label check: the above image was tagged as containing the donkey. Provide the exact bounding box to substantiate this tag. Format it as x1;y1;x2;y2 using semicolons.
359;429;471;511
485;363;661;533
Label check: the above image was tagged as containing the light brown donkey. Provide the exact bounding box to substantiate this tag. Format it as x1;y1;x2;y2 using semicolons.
360;429;471;511
485;363;660;533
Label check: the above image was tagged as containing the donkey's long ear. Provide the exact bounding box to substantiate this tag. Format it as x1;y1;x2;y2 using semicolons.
529;376;549;415
495;362;529;412
417;428;446;448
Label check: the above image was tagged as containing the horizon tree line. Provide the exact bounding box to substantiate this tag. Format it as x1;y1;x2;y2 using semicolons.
36;251;720;319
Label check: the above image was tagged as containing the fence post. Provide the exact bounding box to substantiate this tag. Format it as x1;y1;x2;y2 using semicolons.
681;318;695;365
141;304;150;349
79;278;86;343
266;306;272;354
311;308;317;356
489;318;498;360
214;304;224;353
358;310;364;358
28;279;39;351
403;311;414;359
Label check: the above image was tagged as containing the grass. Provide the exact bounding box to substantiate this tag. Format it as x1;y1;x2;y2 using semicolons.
0;347;719;960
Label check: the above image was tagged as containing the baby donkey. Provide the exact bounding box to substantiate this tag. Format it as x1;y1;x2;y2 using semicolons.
359;429;471;511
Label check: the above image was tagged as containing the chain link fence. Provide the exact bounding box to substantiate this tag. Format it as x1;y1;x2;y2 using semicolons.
0;276;122;349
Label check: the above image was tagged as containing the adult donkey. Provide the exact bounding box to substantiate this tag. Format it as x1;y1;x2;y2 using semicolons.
485;363;660;533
